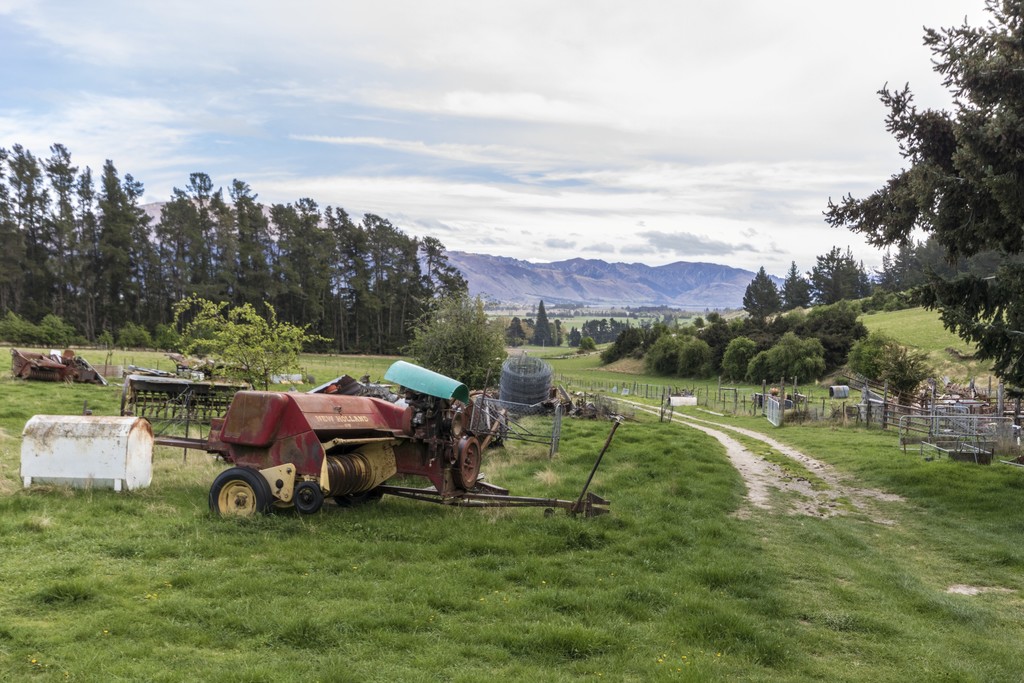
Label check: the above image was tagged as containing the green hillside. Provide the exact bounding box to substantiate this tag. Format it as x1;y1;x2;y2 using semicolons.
860;307;993;383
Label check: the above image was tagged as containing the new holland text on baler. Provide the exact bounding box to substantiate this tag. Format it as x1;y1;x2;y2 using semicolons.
160;361;612;517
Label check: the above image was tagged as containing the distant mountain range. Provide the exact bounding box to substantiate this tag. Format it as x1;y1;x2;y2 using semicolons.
141;202;763;309
447;252;774;309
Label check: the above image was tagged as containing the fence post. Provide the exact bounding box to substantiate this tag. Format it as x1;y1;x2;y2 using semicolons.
863;380;871;427
882;381;889;430
549;402;562;459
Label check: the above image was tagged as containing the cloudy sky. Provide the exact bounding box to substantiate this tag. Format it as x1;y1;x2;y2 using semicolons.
0;0;986;276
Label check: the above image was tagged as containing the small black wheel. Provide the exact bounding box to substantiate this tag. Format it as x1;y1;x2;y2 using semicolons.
294;481;325;515
209;467;272;517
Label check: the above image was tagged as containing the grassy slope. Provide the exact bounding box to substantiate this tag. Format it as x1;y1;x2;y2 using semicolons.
859;307;994;383
3;326;1024;680
2;372;1024;680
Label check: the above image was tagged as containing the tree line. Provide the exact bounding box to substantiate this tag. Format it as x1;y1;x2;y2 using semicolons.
0;143;467;353
741;238;1019;325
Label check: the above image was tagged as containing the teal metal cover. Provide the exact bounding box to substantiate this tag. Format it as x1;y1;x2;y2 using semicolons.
384;361;470;404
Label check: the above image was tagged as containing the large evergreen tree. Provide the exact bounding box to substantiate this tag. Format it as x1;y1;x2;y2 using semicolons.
780;261;812;311
0;148;25;314
742;266;781;323
532;300;553;346
808;246;871;305
826;1;1024;384
8;144;50;320
0;142;465;353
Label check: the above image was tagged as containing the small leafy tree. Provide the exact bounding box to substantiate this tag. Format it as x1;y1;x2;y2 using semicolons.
506;316;527;346
38;314;80;347
117;322;154;349
577;336;597;353
644;334;684;376
173;296;322;390
722;336;758;381
406;294;507;388
747;332;826;383
849;332;931;403
677;337;713;378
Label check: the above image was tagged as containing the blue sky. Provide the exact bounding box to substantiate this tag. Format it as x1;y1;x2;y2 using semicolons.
0;0;986;275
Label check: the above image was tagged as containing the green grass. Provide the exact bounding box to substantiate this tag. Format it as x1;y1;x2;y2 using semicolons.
859;307;965;353
859;307;994;383
5;359;1024;680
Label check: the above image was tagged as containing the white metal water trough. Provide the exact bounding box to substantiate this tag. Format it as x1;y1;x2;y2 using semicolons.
21;416;154;491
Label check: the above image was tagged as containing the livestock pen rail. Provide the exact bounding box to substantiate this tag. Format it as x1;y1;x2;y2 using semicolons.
898;413;1016;463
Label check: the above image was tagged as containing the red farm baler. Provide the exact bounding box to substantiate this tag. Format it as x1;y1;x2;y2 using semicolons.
164;361;611;517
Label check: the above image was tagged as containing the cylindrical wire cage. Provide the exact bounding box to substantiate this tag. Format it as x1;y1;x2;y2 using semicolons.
499;355;553;405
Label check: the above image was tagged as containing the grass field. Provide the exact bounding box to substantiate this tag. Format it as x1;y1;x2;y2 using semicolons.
4;355;1024;680
0;315;1015;680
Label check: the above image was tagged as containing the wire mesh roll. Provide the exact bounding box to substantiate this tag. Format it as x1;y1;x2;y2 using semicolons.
498;355;553;405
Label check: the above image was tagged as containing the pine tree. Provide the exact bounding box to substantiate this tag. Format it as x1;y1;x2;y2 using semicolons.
825;2;1024;383
532;300;553;346
742;266;781;323
780;261;812;310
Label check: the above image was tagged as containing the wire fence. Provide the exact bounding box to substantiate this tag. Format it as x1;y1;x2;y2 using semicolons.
552;372;1007;431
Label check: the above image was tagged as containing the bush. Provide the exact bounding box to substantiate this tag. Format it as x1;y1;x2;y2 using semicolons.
578;336;596;353
848;331;931;402
0;311;42;345
38;314;80;347
747;332;826;383
643;334;684;376
746;351;772;384
153;323;181;351
847;332;894;379
722;336;758;382
677;337;713;377
117;322;154;349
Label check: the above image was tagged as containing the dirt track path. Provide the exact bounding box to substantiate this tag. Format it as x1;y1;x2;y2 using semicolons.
626;401;902;521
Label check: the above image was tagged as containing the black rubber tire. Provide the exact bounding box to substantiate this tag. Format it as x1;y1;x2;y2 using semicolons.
294;481;325;515
209;467;272;517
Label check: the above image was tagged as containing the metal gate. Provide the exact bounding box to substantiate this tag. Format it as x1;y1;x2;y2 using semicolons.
766;395;783;427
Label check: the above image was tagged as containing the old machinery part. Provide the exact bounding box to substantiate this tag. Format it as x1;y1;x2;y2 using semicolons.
454;436;481;489
293;481;325;515
324;443;397;497
209;467;273;516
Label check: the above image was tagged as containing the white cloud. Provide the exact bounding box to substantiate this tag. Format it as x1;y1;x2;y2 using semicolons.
0;0;991;279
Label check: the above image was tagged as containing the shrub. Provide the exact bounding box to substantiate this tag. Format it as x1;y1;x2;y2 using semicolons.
677;337;713;378
0;311;43;345
747;332;826;383
644;334;684;376
117;322;154;349
722;336;758;382
153;323;181;351
38;314;80;347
